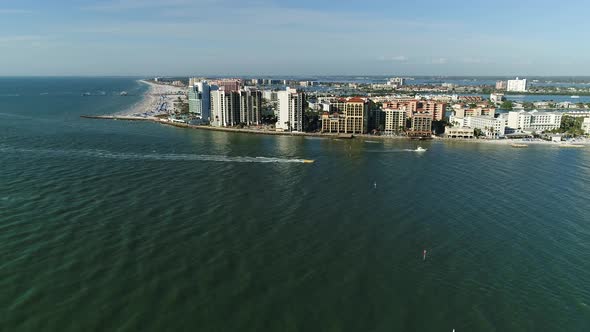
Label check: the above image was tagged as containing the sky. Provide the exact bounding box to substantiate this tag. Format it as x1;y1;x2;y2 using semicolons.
0;0;589;76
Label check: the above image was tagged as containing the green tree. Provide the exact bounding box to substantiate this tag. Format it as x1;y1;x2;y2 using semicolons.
522;102;534;110
560;115;584;136
500;100;514;110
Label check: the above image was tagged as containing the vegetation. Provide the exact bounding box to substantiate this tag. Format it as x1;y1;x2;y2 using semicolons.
303;111;320;132
500;100;514;111
522;102;535;110
473;128;484;137
432;119;448;135
176;101;189;114
548;115;586;137
261;114;277;125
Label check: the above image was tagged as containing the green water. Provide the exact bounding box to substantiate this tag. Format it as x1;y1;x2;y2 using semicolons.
1;78;589;331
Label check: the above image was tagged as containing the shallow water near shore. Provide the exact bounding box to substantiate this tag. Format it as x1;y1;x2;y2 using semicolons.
1;78;590;331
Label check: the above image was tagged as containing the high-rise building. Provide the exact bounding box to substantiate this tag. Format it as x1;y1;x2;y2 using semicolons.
239;89;262;126
320;98;370;135
327;97;369;134
210;88;240;127
381;99;445;120
382;99;418;118
188;80;211;121
383;109;407;134
209;79;242;92
321;112;345;133
410;114;433;134
210;88;263;127
507;77;528;92
387;77;405;86
276;88;305;132
421;101;447;121
495;80;507;90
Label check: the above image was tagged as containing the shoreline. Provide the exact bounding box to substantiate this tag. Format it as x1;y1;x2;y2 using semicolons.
116;80;186;117
85;80;588;148
80;115;589;147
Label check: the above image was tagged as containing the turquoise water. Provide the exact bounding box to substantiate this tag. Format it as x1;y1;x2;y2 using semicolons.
1;78;590;331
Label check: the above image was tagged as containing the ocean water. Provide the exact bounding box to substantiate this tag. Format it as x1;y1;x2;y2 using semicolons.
1;78;590;331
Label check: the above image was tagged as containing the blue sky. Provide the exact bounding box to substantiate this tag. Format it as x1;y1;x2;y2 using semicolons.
0;0;588;76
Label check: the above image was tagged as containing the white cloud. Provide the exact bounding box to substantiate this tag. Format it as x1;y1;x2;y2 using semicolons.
379;55;408;62
430;58;448;65
390;55;408;62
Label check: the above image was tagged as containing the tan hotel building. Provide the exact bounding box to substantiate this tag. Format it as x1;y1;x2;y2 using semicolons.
409;113;433;137
321;97;369;134
383;108;407;134
382;99;446;121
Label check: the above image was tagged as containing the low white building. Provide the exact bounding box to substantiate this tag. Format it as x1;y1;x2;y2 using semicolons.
371;84;396;90
445;127;474;139
528;110;562;132
503;110;562;133
450;115;506;138
504;111;531;132
565;111;590;118
582;118;590;134
465;116;506;138
490;93;505;103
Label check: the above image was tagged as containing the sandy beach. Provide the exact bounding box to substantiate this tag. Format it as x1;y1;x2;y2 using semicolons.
117;80;186;117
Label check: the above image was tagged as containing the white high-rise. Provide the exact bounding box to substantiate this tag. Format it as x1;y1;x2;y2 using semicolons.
276;88;305;132
507;77;528;92
210;89;239;127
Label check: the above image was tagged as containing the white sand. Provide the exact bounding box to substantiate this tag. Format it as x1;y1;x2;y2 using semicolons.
117;80;186;117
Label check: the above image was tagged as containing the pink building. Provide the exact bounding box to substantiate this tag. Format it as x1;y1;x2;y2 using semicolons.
210;79;242;92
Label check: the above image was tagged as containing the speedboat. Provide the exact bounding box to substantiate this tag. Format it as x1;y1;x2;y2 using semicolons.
415;147;427;152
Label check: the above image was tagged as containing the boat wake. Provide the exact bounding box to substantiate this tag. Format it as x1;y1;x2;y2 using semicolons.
0;145;313;164
366;148;427;153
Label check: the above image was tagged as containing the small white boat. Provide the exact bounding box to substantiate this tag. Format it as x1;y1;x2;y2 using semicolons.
415;147;427;152
571;95;580;99
120;91;128;96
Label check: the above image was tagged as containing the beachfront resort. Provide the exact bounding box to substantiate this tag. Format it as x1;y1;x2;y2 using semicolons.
115;77;590;147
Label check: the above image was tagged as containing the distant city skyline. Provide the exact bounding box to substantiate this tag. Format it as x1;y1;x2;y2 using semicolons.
1;0;589;76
